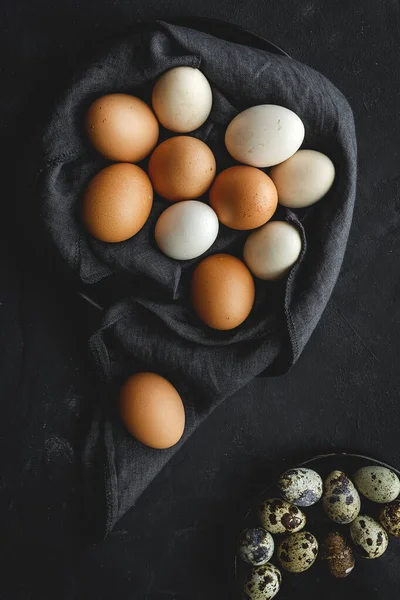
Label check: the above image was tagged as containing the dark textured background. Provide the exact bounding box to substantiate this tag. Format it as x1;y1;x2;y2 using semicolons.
1;1;399;599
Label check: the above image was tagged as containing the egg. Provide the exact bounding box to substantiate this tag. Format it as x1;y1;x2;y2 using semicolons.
152;67;212;133
155;201;219;260
322;470;361;524
243;564;282;600
278;468;323;507
119;372;185;449
85;94;159;162
82;163;153;242
148;136;216;202
354;465;400;504
237;528;274;566
209;166;278;230
277;531;318;573
350;515;388;559
379;500;400;537
270;149;335;208
258;498;306;535
321;532;355;578
243;221;302;280
191;254;255;330
225;104;305;168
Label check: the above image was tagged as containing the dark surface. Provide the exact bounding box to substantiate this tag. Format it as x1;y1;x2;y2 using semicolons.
1;1;399;599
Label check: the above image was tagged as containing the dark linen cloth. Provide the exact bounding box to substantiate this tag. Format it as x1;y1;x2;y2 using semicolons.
38;21;356;536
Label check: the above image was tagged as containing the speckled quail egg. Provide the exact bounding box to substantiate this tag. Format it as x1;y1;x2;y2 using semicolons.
237;528;274;566
322;470;361;524
354;465;400;503
379;500;400;537
243;563;282;600
277;531;318;573
321;531;355;578
243;564;282;600
278;468;323;507
259;498;306;535
350;515;388;559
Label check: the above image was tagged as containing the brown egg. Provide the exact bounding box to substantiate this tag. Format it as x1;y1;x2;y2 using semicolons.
209;166;278;230
85;94;159;162
148;136;216;202
191;254;255;330
82;163;153;242
119;372;185;449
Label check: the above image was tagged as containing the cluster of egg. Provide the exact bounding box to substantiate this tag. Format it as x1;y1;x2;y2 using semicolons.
238;465;400;599
82;66;336;332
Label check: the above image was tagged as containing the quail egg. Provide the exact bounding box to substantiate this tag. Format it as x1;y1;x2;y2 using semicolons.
379;500;400;537
321;531;355;578
243;564;282;600
277;531;318;573
278;468;323;507
354;465;400;504
350;515;388;558
259;498;306;535
237;528;274;566
322;470;360;524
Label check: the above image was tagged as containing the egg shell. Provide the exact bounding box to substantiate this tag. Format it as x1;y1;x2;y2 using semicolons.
270;149;335;208
243;564;282;600
278;467;323;507
321;532;355;578
354;465;400;503
85;94;159;162
322;470;360;524
277;531;318;573
148;136;216;202
191;254;255;330
152;67;212;133
82;163;153;242
350;515;388;559
237;528;274;566
155;201;219;260
119;372;185;449
379;500;400;537
243;221;302;280
225;104;305;168
258;498;306;535
209;166;278;230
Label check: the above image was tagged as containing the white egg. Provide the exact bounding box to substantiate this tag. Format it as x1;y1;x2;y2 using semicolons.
225;104;305;168
155;200;219;260
243;221;302;280
152;67;212;133
270;149;335;208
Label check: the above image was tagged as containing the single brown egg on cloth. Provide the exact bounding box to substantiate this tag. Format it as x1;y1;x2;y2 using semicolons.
119;373;185;450
191;254;255;330
85;93;159;162
209;166;278;231
82;163;153;243
148;136;216;202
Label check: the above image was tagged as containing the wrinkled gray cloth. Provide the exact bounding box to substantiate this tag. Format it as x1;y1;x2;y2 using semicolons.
39;21;356;537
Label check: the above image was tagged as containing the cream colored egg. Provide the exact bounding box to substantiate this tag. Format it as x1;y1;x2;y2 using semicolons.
155;201;219;260
243;221;302;280
152;67;212;132
270;149;335;208
225;104;305;168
